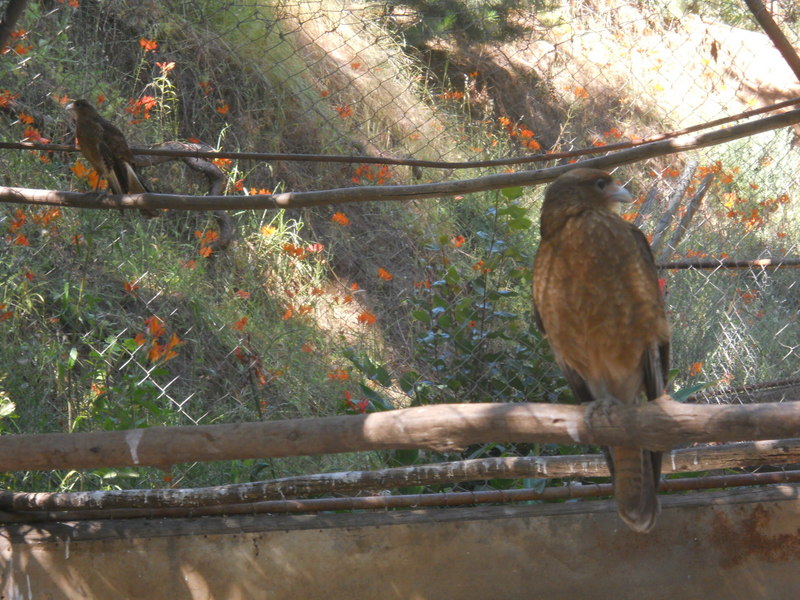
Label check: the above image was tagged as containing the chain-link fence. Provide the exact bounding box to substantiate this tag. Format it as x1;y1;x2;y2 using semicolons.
0;0;798;490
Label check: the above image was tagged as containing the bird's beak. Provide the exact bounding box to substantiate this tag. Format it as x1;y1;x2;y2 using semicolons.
606;182;632;204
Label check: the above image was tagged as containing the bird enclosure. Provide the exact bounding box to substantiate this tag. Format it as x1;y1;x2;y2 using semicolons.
0;0;799;594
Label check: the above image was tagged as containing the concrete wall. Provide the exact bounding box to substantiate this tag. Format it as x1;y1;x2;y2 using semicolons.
1;485;799;599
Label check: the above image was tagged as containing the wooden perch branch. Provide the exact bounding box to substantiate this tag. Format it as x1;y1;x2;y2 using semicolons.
2;438;798;513
1;398;799;473
4;96;800;169
3;107;800;212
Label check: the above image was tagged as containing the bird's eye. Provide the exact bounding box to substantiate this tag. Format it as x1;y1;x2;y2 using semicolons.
595;178;608;191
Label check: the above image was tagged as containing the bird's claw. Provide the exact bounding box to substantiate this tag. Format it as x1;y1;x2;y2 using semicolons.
584;395;621;427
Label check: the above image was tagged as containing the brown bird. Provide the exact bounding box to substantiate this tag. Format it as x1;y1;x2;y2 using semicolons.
66;99;154;213
532;168;670;533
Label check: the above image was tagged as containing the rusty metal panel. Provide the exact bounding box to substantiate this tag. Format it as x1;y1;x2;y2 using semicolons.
1;485;799;599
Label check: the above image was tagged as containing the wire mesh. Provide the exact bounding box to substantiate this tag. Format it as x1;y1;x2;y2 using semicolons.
0;0;798;490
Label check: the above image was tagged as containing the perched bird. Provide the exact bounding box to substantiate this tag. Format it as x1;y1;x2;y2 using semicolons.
66;99;154;214
532;168;670;533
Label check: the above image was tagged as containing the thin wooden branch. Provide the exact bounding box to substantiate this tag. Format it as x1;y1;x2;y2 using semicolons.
2;438;798;513
650;160;698;255
3;472;800;523
659;172;714;262
744;0;800;83
3;107;800;212
4;96;800;168
657;257;800;269
1;398;800;473
632;182;659;228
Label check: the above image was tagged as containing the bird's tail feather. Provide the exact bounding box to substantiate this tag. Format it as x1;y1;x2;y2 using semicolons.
610;446;660;533
124;163;150;194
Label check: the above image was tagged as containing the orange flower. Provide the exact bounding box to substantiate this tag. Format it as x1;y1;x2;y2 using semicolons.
331;212;350;226
9;208;26;232
96;93;105;105
147;341;164;362
13;234;29;246
133;332;147;347
155;61;175;73
335;105;353;118
689;362;703;377
282;306;294;320
232;316;248;331
198;246;213;258
139;38;158;52
260;225;276;236
357;311;377;325
327;369;350;381
124;281;139;293
144;315;166;338
216;102;230;115
0;90;18;108
235;289;251;299
22;127;50;144
451;235;465;247
377;267;393;281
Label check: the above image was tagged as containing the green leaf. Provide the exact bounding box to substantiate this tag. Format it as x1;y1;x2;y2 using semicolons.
0;401;16;418
411;309;431;324
67;347;79;370
358;383;393;410
508;217;533;231
398;371;420;394
501;186;524;200
374;366;392;388
672;381;713;403
498;204;528;218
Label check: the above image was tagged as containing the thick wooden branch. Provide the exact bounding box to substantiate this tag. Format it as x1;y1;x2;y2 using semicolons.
0;398;799;473
2;438;798;513
745;0;800;83
3;472;800;523
3;108;800;212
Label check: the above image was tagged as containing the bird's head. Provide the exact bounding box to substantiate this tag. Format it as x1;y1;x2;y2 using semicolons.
544;168;632;213
65;99;96;119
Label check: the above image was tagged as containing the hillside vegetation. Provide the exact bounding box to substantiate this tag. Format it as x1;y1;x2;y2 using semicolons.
0;0;798;492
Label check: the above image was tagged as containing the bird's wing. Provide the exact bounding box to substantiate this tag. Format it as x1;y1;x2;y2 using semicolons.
629;224;670;399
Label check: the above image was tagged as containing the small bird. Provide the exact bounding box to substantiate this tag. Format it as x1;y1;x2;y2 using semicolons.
66;99;154;213
532;168;670;533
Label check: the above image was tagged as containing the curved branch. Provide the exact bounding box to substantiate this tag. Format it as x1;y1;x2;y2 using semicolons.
3;107;800;212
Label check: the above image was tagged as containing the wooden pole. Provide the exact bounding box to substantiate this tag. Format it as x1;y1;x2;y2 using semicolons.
0;397;799;472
